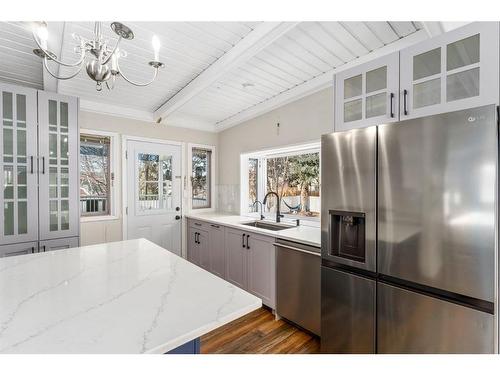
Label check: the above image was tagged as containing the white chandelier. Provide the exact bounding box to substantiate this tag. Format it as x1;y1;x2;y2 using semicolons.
32;21;165;91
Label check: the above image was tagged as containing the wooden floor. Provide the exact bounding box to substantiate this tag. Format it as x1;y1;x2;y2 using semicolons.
201;307;320;354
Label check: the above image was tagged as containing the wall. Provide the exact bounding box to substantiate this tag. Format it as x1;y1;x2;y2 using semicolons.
217;86;333;213
79;111;218;246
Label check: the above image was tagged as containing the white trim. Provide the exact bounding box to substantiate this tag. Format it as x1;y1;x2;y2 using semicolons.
154;22;299;122
80;99;154;123
79;128;120;221
187;143;217;213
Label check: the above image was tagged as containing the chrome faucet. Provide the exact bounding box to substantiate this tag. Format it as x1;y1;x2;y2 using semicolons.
263;191;284;223
253;200;265;220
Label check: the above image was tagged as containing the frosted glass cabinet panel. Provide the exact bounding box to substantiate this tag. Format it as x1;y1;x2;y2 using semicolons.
38;91;79;240
335;52;399;131
400;22;499;119
0;83;38;245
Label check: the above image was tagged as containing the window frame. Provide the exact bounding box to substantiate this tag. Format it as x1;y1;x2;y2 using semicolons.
188;143;216;212
79;129;119;222
240;142;321;224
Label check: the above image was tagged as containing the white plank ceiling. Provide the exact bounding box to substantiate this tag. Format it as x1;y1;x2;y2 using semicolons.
0;21;428;131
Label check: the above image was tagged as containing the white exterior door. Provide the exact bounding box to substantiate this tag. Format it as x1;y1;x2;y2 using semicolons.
126;140;182;255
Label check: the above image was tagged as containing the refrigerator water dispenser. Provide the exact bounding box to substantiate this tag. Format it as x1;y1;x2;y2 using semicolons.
329;210;366;262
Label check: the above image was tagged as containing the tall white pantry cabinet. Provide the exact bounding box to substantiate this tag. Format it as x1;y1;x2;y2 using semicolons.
0;82;79;257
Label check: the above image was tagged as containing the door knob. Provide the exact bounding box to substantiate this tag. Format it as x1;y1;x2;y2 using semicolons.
175;215;181;220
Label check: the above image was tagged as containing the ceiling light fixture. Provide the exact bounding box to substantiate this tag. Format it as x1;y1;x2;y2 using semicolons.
32;21;165;91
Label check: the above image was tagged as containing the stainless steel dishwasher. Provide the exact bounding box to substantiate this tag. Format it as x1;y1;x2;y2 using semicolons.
275;238;321;336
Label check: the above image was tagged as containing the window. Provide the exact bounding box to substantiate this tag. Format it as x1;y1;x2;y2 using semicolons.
80;134;112;216
191;147;212;209
242;143;320;220
137;153;172;211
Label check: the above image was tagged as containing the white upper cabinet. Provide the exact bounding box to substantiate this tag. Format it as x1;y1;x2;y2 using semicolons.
400;22;499;119
0;83;38;245
335;52;399;131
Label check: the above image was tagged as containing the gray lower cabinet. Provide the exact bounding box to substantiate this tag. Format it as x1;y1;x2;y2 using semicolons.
39;237;79;253
0;241;38;258
207;223;225;279
246;232;275;309
0;237;79;258
225;227;276;309
225;228;248;290
187;219;277;309
186;219;215;275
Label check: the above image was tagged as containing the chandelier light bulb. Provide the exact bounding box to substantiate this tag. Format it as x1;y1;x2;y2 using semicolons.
36;23;49;49
152;35;161;61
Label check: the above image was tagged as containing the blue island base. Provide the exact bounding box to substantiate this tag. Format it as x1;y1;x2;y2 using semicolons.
166;338;200;354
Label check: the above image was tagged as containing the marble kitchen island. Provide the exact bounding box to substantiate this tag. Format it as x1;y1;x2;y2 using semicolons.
0;239;261;354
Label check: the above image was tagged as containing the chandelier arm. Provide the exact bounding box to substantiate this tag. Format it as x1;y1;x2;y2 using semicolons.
43;57;85;80
116;60;158;87
33;30;86;67
101;36;123;65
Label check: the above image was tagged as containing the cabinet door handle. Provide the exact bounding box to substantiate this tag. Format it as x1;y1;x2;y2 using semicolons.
210;224;220;228
31;246;35;254
242;233;246;248
30;156;34;174
390;93;395;118
194;222;202;226
41;156;45;174
403;89;408;116
43;245;46;252
195;232;199;244
246;235;250;250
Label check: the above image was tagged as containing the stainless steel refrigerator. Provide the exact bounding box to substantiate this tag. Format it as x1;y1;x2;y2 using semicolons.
321;105;497;354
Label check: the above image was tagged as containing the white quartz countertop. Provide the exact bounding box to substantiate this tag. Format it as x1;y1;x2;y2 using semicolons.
185;212;321;247
0;239;261;354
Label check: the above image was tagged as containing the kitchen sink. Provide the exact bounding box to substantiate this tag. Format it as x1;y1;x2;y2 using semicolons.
241;221;295;231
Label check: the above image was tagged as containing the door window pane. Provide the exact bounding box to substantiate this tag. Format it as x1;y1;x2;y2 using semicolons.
3;128;13;158
192;148;211;209
61;134;68;160
366;93;387;118
366;66;387;93
3;91;13;119
447;34;480;71
17;129;26;157
49;167;58;198
162;157;172;209
446;67;480;102
18;201;27;234
49;100;57;128
4;202;14;236
344;74;362;99
413;48;441;80
49;133;58;162
138;153;161;211
50;200;58;231
344;99;362;122
413;78;441;108
80;134;111;216
4;166;13;199
60;102;68;133
61;200;69;230
16;94;26;125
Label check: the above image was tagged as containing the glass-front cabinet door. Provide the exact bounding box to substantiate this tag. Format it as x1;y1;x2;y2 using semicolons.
0;83;38;245
335;52;399;131
38;91;79;240
400;22;499;120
